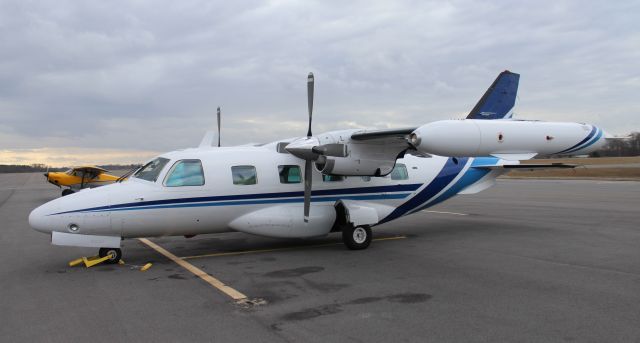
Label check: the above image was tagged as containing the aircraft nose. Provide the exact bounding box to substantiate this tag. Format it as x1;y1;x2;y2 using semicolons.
29;203;55;233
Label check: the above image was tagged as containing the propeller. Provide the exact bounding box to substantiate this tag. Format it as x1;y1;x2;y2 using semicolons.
217;107;221;147
286;73;348;222
303;73;314;222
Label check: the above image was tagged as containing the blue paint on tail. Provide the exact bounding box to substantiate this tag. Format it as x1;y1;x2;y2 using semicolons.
467;71;520;120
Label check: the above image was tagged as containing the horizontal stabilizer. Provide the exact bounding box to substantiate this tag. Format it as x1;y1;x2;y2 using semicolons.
490;153;537;161
198;131;216;148
472;163;575;170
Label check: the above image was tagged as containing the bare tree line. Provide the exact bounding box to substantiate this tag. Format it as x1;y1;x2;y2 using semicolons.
590;132;640;157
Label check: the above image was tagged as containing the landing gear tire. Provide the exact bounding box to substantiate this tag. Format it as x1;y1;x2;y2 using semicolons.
61;189;75;197
342;225;372;250
98;248;122;264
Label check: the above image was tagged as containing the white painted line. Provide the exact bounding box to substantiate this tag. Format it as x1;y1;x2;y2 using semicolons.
422;210;468;216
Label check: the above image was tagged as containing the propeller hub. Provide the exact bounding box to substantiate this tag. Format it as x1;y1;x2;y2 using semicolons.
285;137;321;160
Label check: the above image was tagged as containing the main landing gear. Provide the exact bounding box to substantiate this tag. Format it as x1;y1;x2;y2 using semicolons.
342;225;372;250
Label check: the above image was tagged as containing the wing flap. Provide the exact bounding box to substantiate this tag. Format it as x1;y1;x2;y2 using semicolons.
350;127;416;141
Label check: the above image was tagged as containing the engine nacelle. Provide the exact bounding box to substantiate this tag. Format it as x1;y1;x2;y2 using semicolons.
285;129;409;176
315;154;397;176
312;130;404;176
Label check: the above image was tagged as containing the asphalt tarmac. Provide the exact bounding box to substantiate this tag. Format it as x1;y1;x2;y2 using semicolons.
1;173;639;342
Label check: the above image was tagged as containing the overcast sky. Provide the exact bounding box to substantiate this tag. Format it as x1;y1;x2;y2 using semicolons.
1;0;638;166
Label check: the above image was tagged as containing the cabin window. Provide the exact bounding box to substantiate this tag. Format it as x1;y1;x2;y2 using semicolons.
232;165;257;185
134;157;170;182
164;160;205;187
278;165;301;184
322;174;344;182
390;163;409;180
361;176;371;182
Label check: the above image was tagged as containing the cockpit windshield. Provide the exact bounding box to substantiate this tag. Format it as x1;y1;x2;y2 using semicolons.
133;157;170;182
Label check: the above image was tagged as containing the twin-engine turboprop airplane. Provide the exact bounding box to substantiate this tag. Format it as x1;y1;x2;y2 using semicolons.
29;71;608;263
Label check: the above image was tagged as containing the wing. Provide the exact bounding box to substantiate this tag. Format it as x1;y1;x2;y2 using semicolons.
73;166;109;174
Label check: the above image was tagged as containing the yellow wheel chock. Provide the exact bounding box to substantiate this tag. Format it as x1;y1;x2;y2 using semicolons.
68;255;152;271
68;255;114;268
68;257;84;267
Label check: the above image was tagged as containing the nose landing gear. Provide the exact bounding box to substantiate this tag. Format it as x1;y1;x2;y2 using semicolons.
68;248;122;268
98;248;122;264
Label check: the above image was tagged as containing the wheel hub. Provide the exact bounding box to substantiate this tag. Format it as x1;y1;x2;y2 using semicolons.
353;227;367;244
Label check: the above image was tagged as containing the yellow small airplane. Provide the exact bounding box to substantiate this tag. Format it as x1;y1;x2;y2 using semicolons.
44;166;120;196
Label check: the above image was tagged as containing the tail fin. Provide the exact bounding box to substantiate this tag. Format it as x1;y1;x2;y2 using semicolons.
467;70;519;120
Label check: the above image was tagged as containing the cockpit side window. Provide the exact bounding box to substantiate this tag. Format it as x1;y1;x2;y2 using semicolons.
134;157;170;182
164;160;205;187
390;163;409;180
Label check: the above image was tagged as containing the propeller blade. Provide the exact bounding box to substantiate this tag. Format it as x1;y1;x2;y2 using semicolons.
307;72;314;137
217;107;221;147
303;159;312;223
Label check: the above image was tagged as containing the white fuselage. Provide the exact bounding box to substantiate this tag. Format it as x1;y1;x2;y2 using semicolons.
29;145;498;244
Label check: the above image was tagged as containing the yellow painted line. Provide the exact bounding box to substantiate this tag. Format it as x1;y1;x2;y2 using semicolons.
422;210;468;216
180;235;407;260
138;238;247;301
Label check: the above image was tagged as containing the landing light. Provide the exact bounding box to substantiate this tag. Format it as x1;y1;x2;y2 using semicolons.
68;224;79;232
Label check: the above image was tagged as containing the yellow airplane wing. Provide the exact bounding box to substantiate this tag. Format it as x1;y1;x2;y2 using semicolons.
72;166;110;174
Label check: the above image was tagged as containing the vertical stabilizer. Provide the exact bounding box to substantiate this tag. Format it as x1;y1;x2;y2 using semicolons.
467;70;519;120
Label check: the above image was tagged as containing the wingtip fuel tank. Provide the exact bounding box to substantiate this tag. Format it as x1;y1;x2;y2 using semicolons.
410;119;605;158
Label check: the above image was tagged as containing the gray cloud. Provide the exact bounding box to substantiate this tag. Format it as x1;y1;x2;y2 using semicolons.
0;0;638;159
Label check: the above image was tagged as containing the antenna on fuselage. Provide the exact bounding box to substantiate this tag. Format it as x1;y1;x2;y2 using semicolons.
217;106;221;147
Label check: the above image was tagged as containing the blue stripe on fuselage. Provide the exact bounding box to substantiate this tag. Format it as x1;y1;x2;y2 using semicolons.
413;166;490;212
563;128;602;154
49;183;422;215
379;157;468;224
89;193;411;213
556;126;597;154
